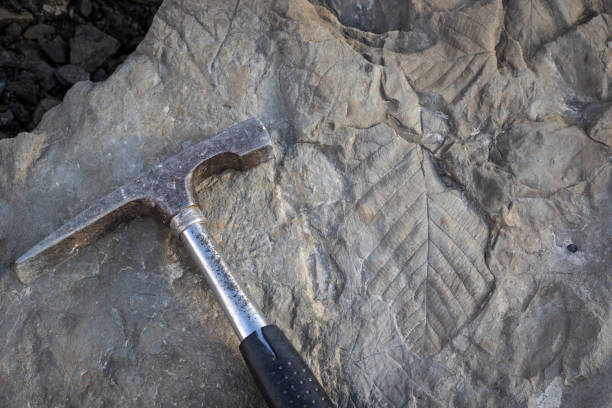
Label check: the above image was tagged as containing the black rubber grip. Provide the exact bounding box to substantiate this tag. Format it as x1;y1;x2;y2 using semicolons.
239;325;333;408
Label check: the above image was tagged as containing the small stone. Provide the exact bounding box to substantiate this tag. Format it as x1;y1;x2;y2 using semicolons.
4;22;22;39
566;243;578;253
0;110;14;127
11;102;29;123
0;49;20;67
14;41;42;63
56;64;89;85
23;23;55;40
39;35;67;64
70;25;120;72
0;7;34;28
91;68;107;82
77;0;92;18
31;59;57;91
41;0;70;18
7;80;38;104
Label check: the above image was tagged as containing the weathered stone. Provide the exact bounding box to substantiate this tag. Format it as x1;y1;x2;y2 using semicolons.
4;22;22;39
0;7;34;28
70;24;120;72
23;23;55;40
6;79;38;104
39;34;67;64
77;0;93;18
0;0;611;407
0;109;13;127
56;64;89;85
11;102;29;123
40;0;70;18
91;67;107;82
29;59;57;91
0;49;20;67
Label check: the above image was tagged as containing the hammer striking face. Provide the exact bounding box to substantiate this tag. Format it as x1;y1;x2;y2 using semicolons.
15;118;333;408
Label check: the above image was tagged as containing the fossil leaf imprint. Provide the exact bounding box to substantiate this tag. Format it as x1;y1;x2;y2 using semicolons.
504;0;585;59
393;0;502;103
334;125;494;357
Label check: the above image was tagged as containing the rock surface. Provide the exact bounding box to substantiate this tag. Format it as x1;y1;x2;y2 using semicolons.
0;0;611;407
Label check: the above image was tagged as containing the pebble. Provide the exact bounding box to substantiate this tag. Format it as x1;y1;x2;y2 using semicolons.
11;102;29;123
566;243;578;253
7;80;38;105
4;22;22;39
23;24;55;40
56;64;90;85
30;60;58;91
0;110;14;127
0;8;34;28
70;24;120;72
39;35;67;64
91;68;107;82
0;49;20;67
77;0;93;18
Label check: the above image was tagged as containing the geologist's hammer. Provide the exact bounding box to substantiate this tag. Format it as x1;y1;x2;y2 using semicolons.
16;118;333;408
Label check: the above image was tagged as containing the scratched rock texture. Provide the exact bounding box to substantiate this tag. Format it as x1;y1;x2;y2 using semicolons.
0;0;611;407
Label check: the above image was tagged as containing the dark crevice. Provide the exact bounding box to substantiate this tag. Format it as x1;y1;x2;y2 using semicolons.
310;0;438;61
0;0;162;138
310;0;415;34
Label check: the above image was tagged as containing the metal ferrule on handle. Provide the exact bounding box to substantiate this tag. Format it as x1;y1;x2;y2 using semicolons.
171;206;267;341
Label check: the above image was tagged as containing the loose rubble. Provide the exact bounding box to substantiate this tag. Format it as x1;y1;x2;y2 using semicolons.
0;0;161;138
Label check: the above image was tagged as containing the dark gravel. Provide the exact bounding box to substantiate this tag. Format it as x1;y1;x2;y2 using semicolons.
0;0;162;138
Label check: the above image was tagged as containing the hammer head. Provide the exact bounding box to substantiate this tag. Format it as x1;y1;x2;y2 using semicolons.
15;118;273;284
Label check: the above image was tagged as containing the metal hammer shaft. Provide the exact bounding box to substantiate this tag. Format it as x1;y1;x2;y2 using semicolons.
171;206;267;340
171;208;333;407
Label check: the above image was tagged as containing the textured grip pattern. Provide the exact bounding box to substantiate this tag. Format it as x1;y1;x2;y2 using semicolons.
239;325;333;408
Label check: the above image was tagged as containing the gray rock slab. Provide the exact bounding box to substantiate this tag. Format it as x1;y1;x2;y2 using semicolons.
0;0;610;407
